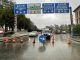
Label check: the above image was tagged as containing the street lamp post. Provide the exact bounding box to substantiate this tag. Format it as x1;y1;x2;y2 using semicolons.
70;7;73;35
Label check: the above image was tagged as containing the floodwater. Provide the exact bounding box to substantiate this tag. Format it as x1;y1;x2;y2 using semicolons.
0;34;80;60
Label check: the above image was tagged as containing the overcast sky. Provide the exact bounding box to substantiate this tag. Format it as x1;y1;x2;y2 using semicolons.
15;0;80;28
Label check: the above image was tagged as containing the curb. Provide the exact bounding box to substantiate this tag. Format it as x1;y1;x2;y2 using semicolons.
71;38;80;43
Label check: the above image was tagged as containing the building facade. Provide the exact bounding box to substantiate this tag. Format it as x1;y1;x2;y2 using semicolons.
74;5;80;24
0;0;2;5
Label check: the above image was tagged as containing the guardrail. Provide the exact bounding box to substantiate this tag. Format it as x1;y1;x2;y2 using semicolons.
71;35;80;42
0;32;29;43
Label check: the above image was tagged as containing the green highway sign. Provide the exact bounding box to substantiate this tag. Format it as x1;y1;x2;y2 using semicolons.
27;3;41;14
29;6;40;10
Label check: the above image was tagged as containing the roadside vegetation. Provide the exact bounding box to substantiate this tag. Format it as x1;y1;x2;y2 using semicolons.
73;24;80;36
0;1;38;32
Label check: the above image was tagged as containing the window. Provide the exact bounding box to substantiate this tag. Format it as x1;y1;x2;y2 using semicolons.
76;19;78;24
79;18;80;23
79;11;80;17
76;12;78;17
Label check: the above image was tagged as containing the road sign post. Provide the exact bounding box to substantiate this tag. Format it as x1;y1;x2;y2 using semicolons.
14;15;17;32
13;3;70;32
39;35;46;44
14;4;27;32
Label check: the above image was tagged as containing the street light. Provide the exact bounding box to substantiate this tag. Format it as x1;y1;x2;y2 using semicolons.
69;7;73;36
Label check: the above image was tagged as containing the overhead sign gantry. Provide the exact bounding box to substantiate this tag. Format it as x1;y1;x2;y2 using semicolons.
13;3;72;33
14;3;70;14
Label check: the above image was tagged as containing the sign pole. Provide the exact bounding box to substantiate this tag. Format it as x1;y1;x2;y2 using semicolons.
14;4;27;33
14;15;17;32
14;2;18;33
39;35;46;44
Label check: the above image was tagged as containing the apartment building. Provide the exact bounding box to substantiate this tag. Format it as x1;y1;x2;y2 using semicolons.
74;5;80;24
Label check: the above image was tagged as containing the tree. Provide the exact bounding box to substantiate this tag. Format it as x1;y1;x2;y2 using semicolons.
73;24;80;36
17;15;38;31
0;9;5;28
0;1;38;32
2;4;14;32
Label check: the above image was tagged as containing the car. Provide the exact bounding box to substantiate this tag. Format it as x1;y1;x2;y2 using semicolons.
62;31;66;34
0;31;3;37
42;32;51;40
41;28;51;40
28;31;38;37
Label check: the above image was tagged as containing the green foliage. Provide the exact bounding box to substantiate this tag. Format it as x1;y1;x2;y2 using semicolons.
17;15;38;31
0;0;37;31
3;0;7;3
73;24;80;35
0;1;38;32
0;9;4;27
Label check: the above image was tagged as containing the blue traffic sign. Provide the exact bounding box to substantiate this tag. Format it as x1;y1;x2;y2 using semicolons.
14;4;27;15
55;3;69;13
39;35;46;43
42;3;54;13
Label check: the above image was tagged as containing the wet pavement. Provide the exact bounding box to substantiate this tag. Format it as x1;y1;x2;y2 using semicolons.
0;34;80;60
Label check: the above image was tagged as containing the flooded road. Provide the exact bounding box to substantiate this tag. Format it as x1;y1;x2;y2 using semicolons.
0;34;80;60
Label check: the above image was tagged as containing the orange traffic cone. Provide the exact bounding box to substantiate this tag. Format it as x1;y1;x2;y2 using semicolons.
4;37;9;43
12;37;16;43
32;38;35;43
68;34;71;44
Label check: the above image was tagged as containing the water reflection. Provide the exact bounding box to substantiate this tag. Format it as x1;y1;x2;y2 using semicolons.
68;43;71;48
0;43;2;49
51;43;55;47
38;45;46;52
32;43;35;47
71;43;80;60
0;34;80;60
0;41;29;60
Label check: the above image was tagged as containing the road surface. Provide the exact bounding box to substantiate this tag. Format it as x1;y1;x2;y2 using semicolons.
0;34;80;60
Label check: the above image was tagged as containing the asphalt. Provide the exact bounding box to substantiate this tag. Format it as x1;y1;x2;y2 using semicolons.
0;34;80;60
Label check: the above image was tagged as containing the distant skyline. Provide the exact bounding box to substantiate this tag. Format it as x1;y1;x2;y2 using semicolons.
15;0;80;28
